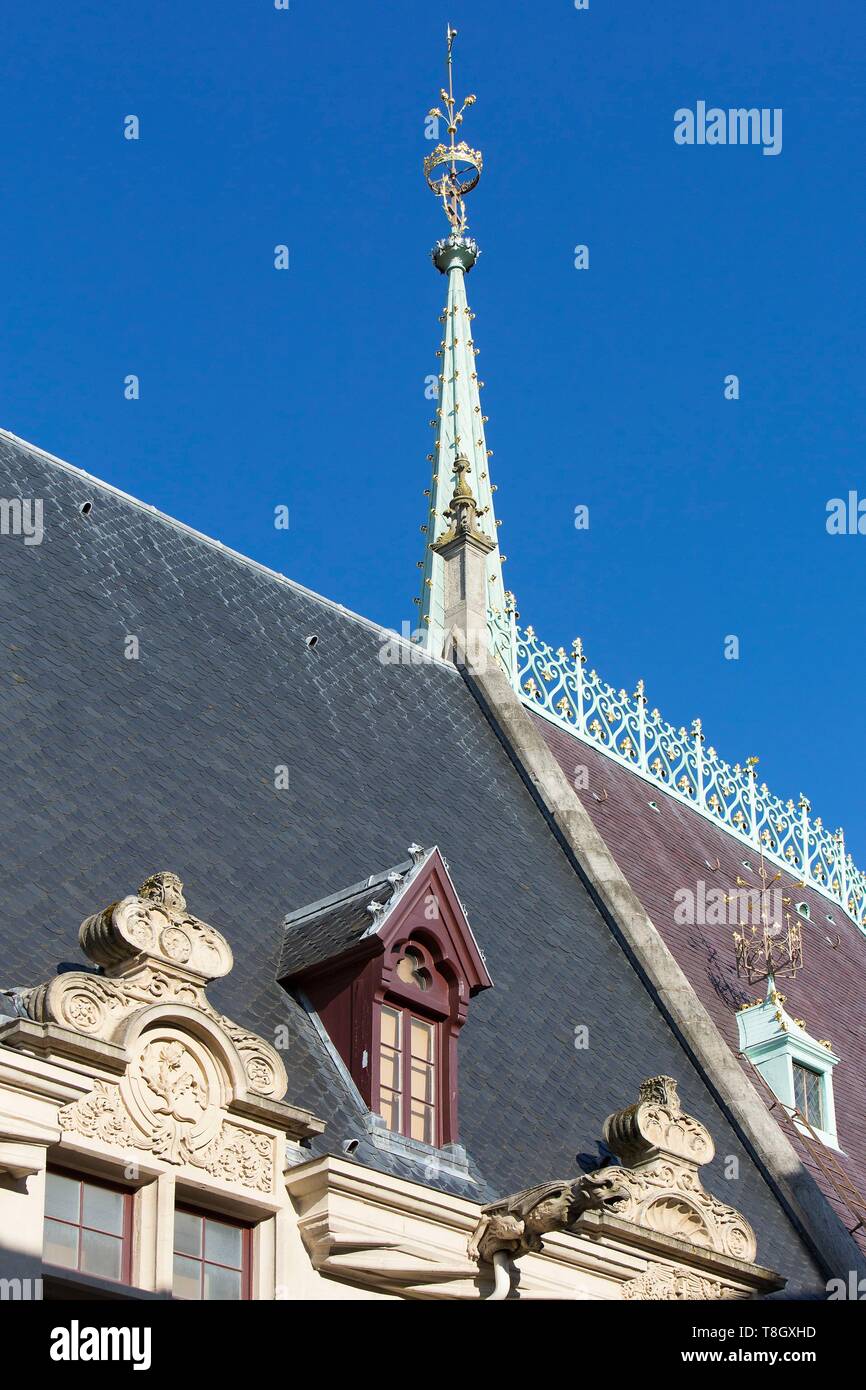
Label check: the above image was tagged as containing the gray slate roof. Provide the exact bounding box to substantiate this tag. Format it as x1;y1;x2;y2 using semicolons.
279;859;412;978
0;431;826;1294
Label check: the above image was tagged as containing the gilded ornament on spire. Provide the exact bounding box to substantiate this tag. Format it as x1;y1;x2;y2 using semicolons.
424;26;482;235
431;455;494;552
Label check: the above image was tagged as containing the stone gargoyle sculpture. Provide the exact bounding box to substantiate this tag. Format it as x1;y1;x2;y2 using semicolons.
467;1172;623;1265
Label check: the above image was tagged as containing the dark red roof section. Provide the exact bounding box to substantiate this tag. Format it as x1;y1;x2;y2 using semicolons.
535;710;866;1254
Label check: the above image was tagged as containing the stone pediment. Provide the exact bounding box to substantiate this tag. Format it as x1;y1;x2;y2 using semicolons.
591;1075;756;1263
14;873;323;1195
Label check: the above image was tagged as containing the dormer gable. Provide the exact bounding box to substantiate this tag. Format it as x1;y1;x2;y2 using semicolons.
279;846;492;1149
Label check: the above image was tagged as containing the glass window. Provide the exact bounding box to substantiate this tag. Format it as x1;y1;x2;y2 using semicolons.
378;1005;437;1145
793;1062;825;1129
378;1005;403;1133
43;1171;130;1284
409;1017;436;1144
172;1209;250;1300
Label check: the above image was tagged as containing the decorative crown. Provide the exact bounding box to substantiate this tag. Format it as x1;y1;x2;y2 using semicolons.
424;27;482;235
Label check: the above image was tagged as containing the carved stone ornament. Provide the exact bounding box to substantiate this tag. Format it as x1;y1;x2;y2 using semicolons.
594;1076;757;1263
622;1265;740;1301
78;871;234;981
467;1173;622;1265
468;1076;758;1278
25;872;286;1103
58;1025;276;1193
13;873;319;1191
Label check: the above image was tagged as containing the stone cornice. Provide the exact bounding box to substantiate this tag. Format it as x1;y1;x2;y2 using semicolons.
285;1152;782;1301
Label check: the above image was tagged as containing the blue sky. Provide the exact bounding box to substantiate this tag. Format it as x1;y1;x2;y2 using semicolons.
1;1;864;855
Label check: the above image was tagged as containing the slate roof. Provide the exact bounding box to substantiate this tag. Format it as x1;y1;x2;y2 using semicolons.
0;429;827;1294
278;859;411;979
536;712;866;1257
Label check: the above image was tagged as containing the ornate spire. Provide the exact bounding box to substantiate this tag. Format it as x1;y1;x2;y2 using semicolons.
432;455;494;551
415;29;514;673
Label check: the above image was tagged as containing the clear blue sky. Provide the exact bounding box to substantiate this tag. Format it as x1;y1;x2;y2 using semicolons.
1;2;864;855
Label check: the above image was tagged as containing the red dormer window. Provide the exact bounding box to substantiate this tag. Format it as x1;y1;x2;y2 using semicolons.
280;847;492;1149
375;936;454;1145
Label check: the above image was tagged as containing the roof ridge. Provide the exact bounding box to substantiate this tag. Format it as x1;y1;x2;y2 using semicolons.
512;619;866;938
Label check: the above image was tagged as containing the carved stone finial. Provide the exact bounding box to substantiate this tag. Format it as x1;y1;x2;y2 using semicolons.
596;1077;757;1263
138;871;187;915
431;456;495;553
603;1074;714;1168
24;874;294;1114
77;872;232;982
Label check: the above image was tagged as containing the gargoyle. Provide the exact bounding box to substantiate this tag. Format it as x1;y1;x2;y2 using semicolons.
467;1172;622;1265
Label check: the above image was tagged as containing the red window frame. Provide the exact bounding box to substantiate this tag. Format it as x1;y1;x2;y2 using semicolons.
43;1168;134;1286
172;1204;253;1301
377;1001;442;1147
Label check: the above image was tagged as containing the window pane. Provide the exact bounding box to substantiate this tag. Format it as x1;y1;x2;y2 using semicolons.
793;1065;806;1113
379;1046;401;1091
82;1182;124;1236
204;1262;242;1300
410;1018;434;1061
173;1253;202;1300
410;1102;435;1145
175;1210;203;1258
794;1064;824;1128
45;1172;80;1223
80;1229;123;1282
43;1217;78;1269
204;1218;242;1269
410;1058;434;1104
380;1007;401;1048
805;1071;824;1127
379;1090;401;1132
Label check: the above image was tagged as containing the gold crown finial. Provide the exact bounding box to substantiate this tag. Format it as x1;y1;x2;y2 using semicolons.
424;26;482;235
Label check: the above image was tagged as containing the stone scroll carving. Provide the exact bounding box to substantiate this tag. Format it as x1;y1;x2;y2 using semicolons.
25;872;287;1103
594;1076;757;1263
19;872;307;1193
467;1076;759;1284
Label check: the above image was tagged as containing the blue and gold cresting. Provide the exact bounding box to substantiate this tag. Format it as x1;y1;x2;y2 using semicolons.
415;28;515;676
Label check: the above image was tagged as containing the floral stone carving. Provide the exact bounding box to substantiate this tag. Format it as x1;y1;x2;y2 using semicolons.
588;1076;757;1263
622;1265;740;1301
25;872;287;1103
19;872;323;1188
58;1025;276;1192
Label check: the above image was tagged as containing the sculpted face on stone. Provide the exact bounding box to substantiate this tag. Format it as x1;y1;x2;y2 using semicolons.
139;872;187;916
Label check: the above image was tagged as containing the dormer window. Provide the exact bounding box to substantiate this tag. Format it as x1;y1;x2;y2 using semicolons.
279;846;492;1153
793;1062;825;1130
737;989;840;1149
378;1005;437;1142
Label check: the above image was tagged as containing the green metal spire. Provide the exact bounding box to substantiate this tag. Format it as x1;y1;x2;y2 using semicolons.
415;30;514;673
